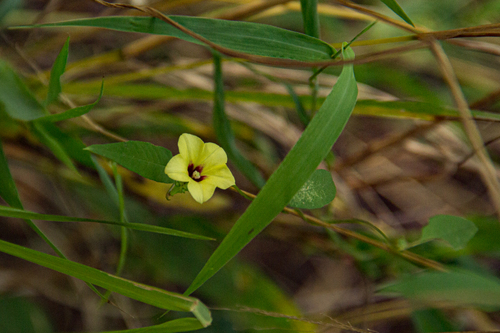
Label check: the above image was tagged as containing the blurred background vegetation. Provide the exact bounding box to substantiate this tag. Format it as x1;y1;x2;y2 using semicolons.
1;0;500;332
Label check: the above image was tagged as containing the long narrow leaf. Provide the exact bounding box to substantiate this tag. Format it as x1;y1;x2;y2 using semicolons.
300;0;320;38
0;60;48;121
16;16;334;62
29;121;79;173
0;239;212;327
185;46;358;295
0;140;23;208
379;0;414;27
44;37;69;106
0;205;214;240
103;318;204;333
62;82;500;123
39;81;104;122
213;52;265;188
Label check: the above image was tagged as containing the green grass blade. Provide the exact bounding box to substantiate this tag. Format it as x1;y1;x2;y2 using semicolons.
213;53;265;188
29;121;79;173
16;16;334;62
0;60;48;121
102;318;204;333
0;139;23;208
0;205;214;240
44;37;69;106
380;269;500;308
379;0;414;27
39;81;103;122
86;141;173;183
185;46;358;295
0;239;212;326
300;0;320;38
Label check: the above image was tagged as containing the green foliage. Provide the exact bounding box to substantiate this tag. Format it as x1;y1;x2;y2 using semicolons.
3;1;500;332
212;52;265;188
39;81;104;122
379;0;414;26
380;269;500;309
0;239;212;326
0;140;23;208
288;169;336;209
20;16;334;62
300;0;320;38
44;37;69;106
185;46;357;295
0;205;213;240
102;318;204;333
411;308;457;333
86;141;174;183
0;60;48;121
0;296;53;333
418;215;478;250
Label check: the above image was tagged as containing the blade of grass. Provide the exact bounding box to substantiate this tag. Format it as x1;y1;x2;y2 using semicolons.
16;15;334;62
213;52;265;188
0;205;214;240
0;60;48;121
0;239;212;326
44;37;69;106
28;121;79;174
111;162;129;276
61;82;500;122
102;318;204;333
378;0;414;27
185;46;358;295
300;0;320;116
38;81;104;122
0;139;66;257
300;0;320;38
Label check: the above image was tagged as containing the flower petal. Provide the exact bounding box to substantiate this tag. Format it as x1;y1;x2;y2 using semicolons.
164;154;191;182
187;180;216;204
198;142;228;167
178;133;204;164
203;164;235;189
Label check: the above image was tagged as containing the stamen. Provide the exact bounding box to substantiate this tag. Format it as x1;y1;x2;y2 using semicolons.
188;163;206;182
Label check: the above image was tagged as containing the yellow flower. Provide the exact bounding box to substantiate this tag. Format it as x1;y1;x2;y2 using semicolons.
165;133;235;204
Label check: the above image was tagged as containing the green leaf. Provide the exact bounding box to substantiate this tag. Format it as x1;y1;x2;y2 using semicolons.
0;297;53;333
102;318;204;333
0;140;23;208
185;46;357;295
86;141;173;183
418;215;478;250
44;37;69;106
28;120;94;168
17;16;334;62
288;169;336;209
0;239;212;326
29;121;79;173
379;0;414;26
380;269;500;308
300;0;320;38
0;205;214;240
39;81;104;122
411;308;456;333
213;52;265;188
0;60;48;121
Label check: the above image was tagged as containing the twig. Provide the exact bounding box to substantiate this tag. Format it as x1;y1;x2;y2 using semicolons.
231;187;447;272
429;40;500;220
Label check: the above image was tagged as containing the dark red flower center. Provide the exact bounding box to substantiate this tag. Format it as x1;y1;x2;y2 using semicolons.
188;163;206;182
